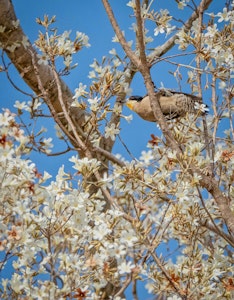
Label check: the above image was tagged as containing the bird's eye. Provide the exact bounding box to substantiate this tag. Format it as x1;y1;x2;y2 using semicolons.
129;96;143;102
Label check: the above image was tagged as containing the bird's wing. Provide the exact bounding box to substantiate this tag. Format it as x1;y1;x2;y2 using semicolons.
158;91;203;119
157;93;181;119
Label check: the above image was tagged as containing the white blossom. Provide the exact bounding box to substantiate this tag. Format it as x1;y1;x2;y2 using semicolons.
21;36;30;49
177;0;187;9
168;296;182;300
154;25;165;36
88;97;100;112
12;19;20;28
37;53;49;65
72;83;88;100
0;25;6;33
92;222;111;240
204;24;218;37
75;31;90;48
0;110;14;126
109;48;117;55
140;150;154;164
14;100;28;111
112;103;122;115
69;156;101;173
194;102;209;113
104;123;120;141
41;137;53;153
216;7;231;22
118;261;135;274
126;0;135;9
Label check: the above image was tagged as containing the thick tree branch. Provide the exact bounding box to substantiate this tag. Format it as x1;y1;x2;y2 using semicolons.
200;220;234;248
199;174;234;235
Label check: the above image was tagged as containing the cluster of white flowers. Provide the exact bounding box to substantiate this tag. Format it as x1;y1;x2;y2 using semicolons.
140;149;154;165
0;112;148;298
1;93;234;299
127;2;176;38
69;155;101;174
175;3;234;83
153;9;176;37
35;17;90;69
14;98;42;113
71;52;132;146
88;57;132;97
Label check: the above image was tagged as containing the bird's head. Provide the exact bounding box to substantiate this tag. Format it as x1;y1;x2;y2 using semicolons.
125;95;156;122
126;96;143;111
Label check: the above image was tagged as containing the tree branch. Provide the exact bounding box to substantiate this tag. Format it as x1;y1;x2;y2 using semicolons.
101;0;141;70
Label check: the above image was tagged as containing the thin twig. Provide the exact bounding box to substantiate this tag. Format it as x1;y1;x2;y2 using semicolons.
94;146;126;167
114;275;132;297
150;250;184;297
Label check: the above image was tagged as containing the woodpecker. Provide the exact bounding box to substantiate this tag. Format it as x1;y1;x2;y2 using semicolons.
126;90;208;122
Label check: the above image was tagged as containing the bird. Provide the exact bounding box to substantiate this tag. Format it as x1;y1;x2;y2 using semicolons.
126;90;208;122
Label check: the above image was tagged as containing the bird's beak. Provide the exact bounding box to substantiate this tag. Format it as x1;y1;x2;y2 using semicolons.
125;100;134;111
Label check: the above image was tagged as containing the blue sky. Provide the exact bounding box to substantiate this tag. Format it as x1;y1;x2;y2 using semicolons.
0;1;227;299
